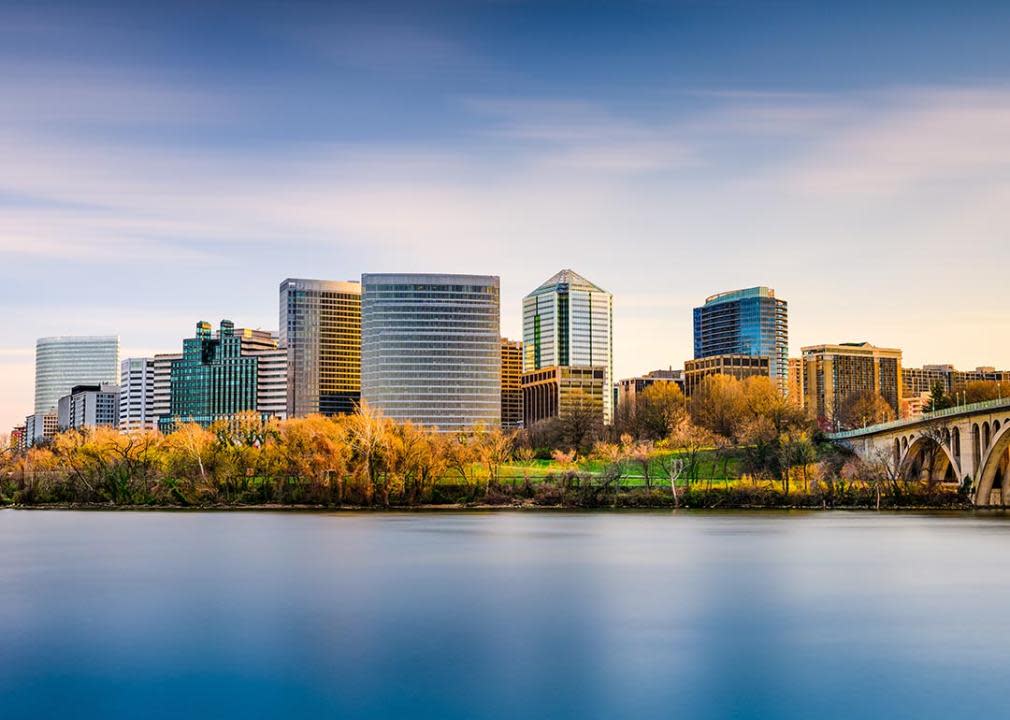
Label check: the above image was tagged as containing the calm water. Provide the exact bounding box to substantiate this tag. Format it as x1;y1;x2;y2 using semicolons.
2;510;1009;719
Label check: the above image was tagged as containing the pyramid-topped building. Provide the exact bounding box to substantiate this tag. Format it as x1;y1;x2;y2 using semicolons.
522;269;613;424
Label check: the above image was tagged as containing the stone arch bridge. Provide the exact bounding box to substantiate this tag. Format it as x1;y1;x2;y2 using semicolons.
827;398;1010;506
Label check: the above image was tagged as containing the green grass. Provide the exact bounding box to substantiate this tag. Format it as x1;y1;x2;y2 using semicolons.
488;448;741;487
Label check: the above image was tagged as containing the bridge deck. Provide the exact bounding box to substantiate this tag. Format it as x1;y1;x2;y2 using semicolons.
826;397;1010;440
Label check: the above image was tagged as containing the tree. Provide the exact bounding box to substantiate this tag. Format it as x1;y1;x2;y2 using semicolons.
960;381;1010;404
778;431;817;494
635;382;688;441
346;401;391;504
690;375;746;441
668;419;713;485
924;380;953;413
836;391;895;430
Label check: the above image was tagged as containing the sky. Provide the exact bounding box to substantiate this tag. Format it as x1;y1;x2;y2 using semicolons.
3;0;1010;429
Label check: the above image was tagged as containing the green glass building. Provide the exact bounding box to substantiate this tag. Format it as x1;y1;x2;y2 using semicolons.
159;320;264;431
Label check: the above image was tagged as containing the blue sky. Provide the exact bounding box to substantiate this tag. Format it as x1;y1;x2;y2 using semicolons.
4;0;1010;429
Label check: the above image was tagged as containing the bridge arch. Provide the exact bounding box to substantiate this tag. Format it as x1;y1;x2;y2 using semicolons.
899;434;959;485
952;426;962;468
975;424;1010;505
972;424;982;469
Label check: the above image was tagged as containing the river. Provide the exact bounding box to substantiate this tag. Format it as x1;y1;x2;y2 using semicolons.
1;510;1007;719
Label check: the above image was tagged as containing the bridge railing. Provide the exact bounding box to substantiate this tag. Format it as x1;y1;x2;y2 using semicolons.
827;397;1010;440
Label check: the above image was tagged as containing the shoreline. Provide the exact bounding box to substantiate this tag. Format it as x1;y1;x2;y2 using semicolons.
1;502;988;513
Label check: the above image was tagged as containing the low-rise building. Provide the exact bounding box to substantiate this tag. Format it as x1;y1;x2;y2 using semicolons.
57;384;120;431
24;411;58;446
683;355;770;396
616;369;684;414
522;365;606;427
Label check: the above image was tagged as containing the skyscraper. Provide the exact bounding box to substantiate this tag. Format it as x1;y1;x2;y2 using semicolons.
522;269;613;423
279;278;362;417
500;338;523;430
361;273;501;431
693;287;788;395
160;321;287;431
34;336;119;415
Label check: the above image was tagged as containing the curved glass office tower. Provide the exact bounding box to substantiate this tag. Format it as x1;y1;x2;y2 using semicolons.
361;274;501;431
35;336;119;415
692;287;788;395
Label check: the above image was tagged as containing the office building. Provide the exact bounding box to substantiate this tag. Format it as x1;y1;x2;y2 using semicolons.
57;384;120;431
152;353;182;426
788;357;804;407
616;369;684;415
522;366;607;427
361;274;501;431
693;287;788;395
522;269;613;423
902;364;1010;400
10;425;27;452
279;278;362;417
24;411;58;447
501;338;523;430
801;342;903;425
159;321;287;431
684;355;771;396
119;357;156;432
34;336;119;415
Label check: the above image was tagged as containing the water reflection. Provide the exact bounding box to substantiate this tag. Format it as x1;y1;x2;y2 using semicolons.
1;510;1008;719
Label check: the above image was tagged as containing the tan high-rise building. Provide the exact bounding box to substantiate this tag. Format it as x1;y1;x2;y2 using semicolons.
801;342;902;425
788;357;804;407
501;338;523;430
280;278;362;417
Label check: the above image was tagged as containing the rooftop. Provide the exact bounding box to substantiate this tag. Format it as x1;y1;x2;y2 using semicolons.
530;269;608;295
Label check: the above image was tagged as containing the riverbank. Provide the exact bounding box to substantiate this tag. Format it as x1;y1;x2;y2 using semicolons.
2;489;975;512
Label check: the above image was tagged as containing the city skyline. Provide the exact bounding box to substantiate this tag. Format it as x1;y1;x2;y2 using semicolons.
5;1;1010;430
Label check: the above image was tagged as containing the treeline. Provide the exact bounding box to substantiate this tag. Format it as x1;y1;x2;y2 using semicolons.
0;375;970;509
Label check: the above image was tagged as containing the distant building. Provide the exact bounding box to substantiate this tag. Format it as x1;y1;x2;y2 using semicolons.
616;369;683;415
902;364;1010;400
500;338;523;430
522;366;606;427
152;353;182;428
119;357;156;432
801;342;902;425
10;425;26;452
57;384;120;431
693;287;788;395
159;321;287;431
24;411;58;446
523;269;613;423
788;357;804;406
361;274;501;431
684;355;770;396
279;278;362;417
34;336;119;415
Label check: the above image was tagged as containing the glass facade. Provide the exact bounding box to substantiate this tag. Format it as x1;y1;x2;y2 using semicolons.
523;269;613;423
693;287;788;395
280;278;362;417
35;336;119;415
361;274;501;431
160;321;266;431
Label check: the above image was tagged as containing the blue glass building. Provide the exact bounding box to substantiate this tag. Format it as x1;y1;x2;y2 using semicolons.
693;287;789;395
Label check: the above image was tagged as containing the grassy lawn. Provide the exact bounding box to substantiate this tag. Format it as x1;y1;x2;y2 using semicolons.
488;449;741;486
